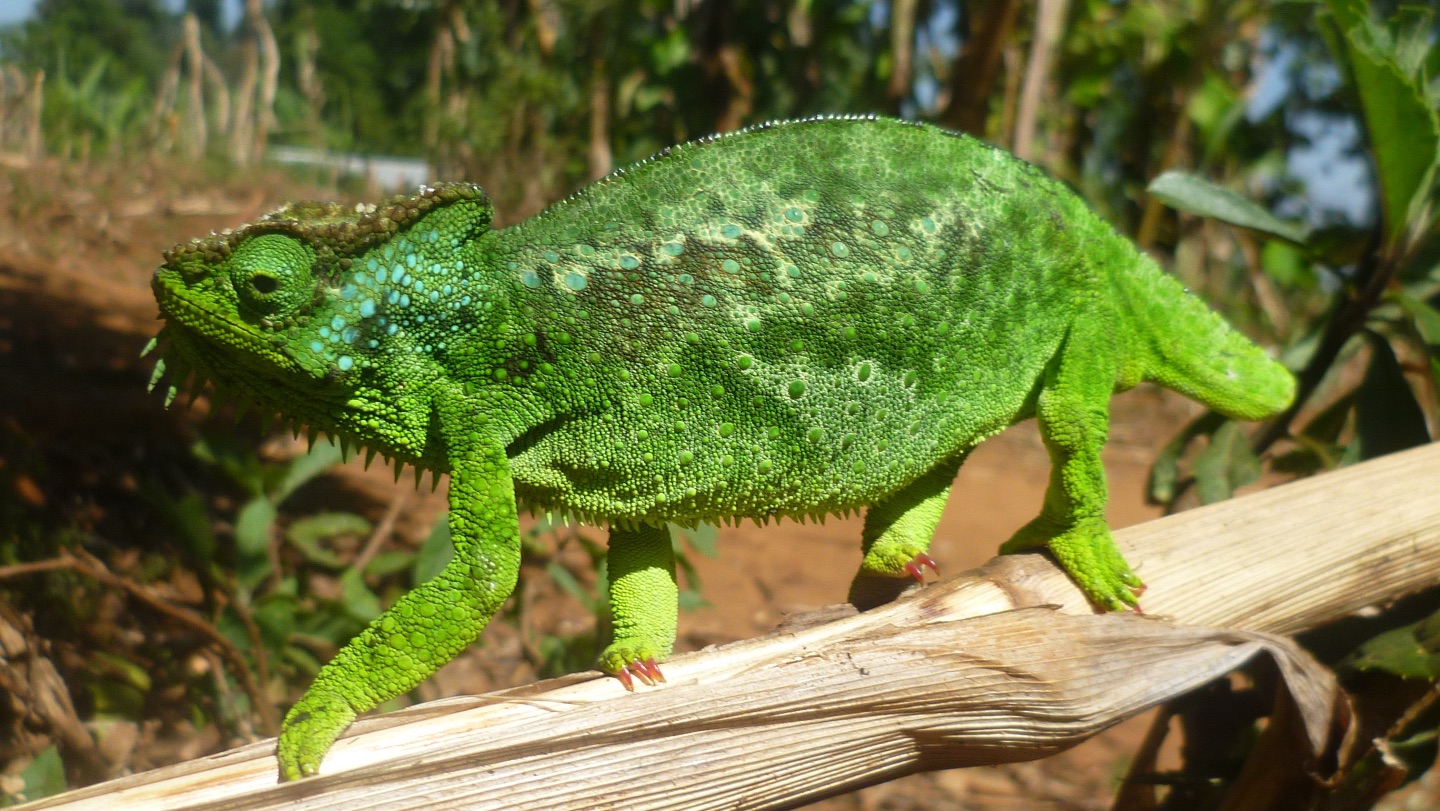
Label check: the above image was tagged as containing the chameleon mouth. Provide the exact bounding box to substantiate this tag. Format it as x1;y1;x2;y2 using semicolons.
147;272;347;439
143;328;432;485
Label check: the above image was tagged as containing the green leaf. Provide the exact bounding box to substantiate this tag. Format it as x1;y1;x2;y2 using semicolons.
1397;293;1440;393
139;485;218;563
1342;608;1440;679
18;746;66;802
1187;72;1246;164
1397;293;1440;350
1192;421;1261;505
273;438;344;503
1356;332;1432;460
413;514;453;585
338;568;382;623
1148;171;1309;244
233;499;277;559
1325;0;1440;245
1149;411;1226;503
284;512;370;568
365;550;416;578
251;593;298;647
1260;240;1314;289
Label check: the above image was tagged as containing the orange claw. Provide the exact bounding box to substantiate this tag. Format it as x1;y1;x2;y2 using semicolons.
615;657;667;690
904;553;939;582
640;657;667;684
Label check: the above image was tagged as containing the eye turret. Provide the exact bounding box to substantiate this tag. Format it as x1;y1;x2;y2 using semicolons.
230;234;316;317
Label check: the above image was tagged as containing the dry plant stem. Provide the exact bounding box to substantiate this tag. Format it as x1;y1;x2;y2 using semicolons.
181;14;206;161
20;443;1440;811
1012;0;1069;161
249;0;279;163
350;490;409;575
225;590;279;735
886;0;918;108
940;0;1022;136
24;69;42;161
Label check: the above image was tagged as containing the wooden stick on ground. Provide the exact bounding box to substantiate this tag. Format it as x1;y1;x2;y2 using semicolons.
22;443;1440;811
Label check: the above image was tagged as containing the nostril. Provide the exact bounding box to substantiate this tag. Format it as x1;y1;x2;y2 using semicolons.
251;273;279;294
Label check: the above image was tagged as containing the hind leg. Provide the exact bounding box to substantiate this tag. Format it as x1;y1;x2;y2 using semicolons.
999;322;1144;610
599;522;677;689
848;455;965;610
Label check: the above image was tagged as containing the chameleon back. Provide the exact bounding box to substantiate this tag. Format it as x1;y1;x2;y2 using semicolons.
480;116;1118;525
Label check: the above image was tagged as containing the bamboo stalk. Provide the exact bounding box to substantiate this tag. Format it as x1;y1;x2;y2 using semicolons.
181;13;206;161
19;443;1440;811
25;68;43;161
250;0;279;165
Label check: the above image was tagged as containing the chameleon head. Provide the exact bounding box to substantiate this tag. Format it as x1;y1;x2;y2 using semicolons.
150;183;493;459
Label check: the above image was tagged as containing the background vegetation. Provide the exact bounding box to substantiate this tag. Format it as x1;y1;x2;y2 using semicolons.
0;0;1437;807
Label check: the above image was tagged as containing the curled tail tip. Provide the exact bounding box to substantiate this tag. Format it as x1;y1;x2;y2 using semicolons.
1208;352;1296;422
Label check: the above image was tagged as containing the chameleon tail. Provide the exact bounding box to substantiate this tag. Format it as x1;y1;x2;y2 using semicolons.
1116;252;1295;421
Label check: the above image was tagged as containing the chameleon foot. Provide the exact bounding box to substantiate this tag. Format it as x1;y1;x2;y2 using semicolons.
904;552;939;582
1002;516;1145;611
277;687;357;781
599;640;669;691
615;657;666;691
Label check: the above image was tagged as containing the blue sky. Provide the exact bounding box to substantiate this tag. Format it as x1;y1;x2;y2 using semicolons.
0;0;35;26
0;0;241;27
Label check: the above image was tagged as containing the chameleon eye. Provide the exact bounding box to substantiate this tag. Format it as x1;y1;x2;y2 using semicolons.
250;272;280;295
228;234;316;318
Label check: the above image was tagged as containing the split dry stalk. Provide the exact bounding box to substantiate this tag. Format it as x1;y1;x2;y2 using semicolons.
20;443;1440;811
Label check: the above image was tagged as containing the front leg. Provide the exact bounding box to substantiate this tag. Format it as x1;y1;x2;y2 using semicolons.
277;402;520;780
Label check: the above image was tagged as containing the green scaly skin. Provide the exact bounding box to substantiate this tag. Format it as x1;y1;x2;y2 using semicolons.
149;115;1295;780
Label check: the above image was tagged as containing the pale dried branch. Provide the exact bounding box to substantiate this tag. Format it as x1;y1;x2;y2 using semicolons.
250;0;280;164
1013;0;1070;161
886;0;918;107
181;13;206;161
22;443;1440;811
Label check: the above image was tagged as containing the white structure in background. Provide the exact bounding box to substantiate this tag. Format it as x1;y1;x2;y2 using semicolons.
267;145;431;191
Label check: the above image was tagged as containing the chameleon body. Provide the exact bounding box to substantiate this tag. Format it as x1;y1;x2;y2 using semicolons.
150;115;1294;779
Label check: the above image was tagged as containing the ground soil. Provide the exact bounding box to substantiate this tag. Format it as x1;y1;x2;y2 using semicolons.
0;158;1210;808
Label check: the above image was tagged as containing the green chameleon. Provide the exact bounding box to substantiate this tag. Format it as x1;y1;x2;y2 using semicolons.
149;115;1294;779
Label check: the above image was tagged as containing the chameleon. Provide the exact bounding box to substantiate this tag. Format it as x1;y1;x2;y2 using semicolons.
149;114;1294;779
